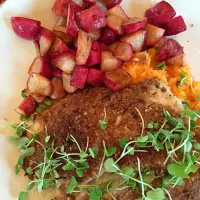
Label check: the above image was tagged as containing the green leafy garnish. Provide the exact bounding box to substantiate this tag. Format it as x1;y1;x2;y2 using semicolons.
156;62;166;69
104;158;118;173
99;120;107;130
146;188;165;200
89;146;99;158
66;176;77;194
119;137;129;148
21;92;27;99
45;136;50;143
26;167;33;175
89;187;102;200
18;191;28;200
197;94;200;101
182;101;189;109
180;72;186;85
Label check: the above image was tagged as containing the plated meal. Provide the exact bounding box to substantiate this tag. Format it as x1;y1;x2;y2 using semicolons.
6;0;200;200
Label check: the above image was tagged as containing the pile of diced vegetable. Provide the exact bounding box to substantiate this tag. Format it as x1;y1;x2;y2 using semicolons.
12;0;187;117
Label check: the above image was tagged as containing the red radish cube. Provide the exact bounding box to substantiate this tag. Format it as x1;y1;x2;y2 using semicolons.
106;0;122;9
52;67;63;78
50;77;66;99
103;69;132;91
122;17;147;34
121;29;146;52
108;42;120;52
11;17;41;40
166;54;186;67
16;96;36;117
70;66;89;89
114;42;133;61
100;28;118;45
171;39;184;57
88;29;102;41
101;50;122;72
28;57;53;79
28;73;54;96
100;43;109;51
53;30;73;46
39;27;55;56
55;16;67;27
145;24;165;47
85;0;96;3
52;0;71;16
145;1;176;26
106;5;128;23
63;73;78;93
22;88;45;103
66;2;81;37
87;41;101;67
154;37;167;50
76;5;106;32
107;14;125;35
76;30;92;65
52;52;76;74
87;68;104;87
163;16;187;36
49;37;69;58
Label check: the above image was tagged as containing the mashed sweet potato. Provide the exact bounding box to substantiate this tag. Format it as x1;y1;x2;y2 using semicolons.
123;48;200;110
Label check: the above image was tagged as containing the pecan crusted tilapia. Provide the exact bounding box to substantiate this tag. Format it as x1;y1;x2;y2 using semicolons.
23;78;200;200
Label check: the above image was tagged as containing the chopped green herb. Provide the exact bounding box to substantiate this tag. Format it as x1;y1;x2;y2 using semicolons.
99;120;108;130
156;61;166;69
180;72;186;85
44;98;52;106
21;92;27;99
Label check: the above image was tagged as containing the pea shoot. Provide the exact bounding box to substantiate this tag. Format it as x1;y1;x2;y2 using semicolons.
99;108;108;130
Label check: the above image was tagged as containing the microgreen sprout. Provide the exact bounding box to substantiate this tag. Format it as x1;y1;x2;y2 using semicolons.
99;108;108;130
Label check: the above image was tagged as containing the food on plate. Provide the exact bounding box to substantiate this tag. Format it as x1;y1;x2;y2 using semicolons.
8;1;200;200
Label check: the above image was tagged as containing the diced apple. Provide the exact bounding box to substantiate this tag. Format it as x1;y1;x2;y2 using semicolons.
52;52;76;74
114;42;133;61
122;17;147;34
145;1;176;26
70;66;89;89
76;30;92;65
88;29;102;41
108;42;120;52
107;14;125;35
106;5;128;23
103;69;132;91
87;68;104;87
52;67;63;78
87;41;101;67
145;24;165;47
50;77;66;99
11;17;41;40
100;28;118;45
62;73;78;93
39;27;55;56
53;30;73;46
121;29;146;52
101;50;122;72
100;43;109;51
28;57;53;79
49;37;69;57
106;0;122;9
28;73;54;96
52;0;71;16
166;54;186;66
76;5;106;32
16;96;36;117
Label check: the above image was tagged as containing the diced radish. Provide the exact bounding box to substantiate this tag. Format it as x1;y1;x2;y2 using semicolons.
72;0;85;9
166;54;186;66
100;28;118;45
100;43;109;51
145;24;165;46
154;37;167;49
87;68;104;87
76;5;106;32
34;40;41;57
114;42;133;61
73;37;78;48
121;29;146;52
107;14;125;35
52;0;71;16
52;67;63;78
106;0;122;9
52;52;76;74
70;66;89;89
88;29;102;41
85;0;96;3
145;1;176;26
53;30;73;46
101;50;122;72
39;27;55;56
171;39;184;57
55;16;67;27
11;17;41;40
76;30;92;65
106;5;128;23
50;77;66;99
163;16;187;36
108;42;120;52
122;17;147;34
87;41;101;67
66;2;81;37
62;73;78;93
22;88;45;103
28;73;54;96
103;69;132;91
49;37;69;57
16;96;36;117
28;57;53;79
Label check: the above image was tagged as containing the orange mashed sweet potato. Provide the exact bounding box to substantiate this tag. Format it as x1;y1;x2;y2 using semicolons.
123;48;200;111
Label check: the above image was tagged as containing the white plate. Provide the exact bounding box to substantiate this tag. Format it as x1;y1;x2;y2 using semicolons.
0;0;200;199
